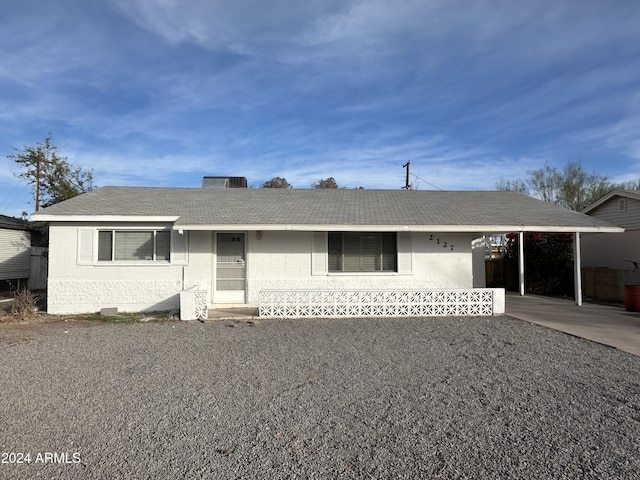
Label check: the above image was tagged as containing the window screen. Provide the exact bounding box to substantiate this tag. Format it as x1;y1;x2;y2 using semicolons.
98;231;113;261
97;230;170;262
328;232;397;272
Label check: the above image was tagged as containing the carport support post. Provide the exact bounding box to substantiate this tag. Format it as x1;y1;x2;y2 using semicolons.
574;232;582;306
518;231;525;296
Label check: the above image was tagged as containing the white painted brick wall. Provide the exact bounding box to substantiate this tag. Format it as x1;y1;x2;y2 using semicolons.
47;226;480;313
47;279;183;314
183;230;213;298
245;231;475;304
48;225;187;314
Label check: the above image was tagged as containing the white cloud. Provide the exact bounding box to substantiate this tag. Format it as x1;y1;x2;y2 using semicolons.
1;0;640;212
108;0;350;54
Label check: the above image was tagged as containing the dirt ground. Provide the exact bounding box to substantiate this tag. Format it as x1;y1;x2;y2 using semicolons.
0;298;175;346
0;300;91;346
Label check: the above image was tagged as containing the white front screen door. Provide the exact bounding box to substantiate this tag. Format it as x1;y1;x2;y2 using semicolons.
215;233;246;303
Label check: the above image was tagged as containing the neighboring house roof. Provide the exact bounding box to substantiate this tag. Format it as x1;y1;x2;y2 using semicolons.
581;189;640;214
0;214;30;231
31;186;623;234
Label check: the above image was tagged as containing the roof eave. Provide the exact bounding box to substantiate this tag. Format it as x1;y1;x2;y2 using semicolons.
31;215;180;223
173;223;625;234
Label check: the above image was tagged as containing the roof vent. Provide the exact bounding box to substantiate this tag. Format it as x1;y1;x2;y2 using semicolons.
618;198;627;212
202;176;248;188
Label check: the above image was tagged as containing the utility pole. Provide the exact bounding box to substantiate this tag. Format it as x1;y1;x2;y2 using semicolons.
35;156;40;212
402;161;411;190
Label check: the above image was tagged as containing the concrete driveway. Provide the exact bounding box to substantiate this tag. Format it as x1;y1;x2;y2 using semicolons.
506;293;640;356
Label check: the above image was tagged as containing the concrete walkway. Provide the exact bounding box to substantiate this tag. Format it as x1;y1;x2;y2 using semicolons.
205;306;259;322
506;293;640;356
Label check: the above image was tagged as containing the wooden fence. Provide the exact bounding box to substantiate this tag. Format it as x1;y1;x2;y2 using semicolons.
28;246;48;290
581;267;640;304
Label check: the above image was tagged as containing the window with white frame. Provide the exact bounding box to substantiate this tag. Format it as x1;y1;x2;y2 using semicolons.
97;230;170;261
328;232;397;272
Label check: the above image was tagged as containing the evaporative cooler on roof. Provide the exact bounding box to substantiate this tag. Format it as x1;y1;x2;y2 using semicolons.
201;176;248;188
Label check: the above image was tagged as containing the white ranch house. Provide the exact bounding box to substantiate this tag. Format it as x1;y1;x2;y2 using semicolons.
32;187;622;319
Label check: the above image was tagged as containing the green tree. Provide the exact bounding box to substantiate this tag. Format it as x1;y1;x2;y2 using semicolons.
312;177;339;189
261;177;292;188
9;134;94;210
496;161;612;211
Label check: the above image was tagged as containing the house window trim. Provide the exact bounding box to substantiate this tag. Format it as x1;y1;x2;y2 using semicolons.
327;271;400;277
97;229;171;264
328;232;398;274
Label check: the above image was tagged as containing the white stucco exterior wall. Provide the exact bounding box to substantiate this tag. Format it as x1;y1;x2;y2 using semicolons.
183;230;212;298
471;237;487;288
244;231;475;305
47;224;186;314
46;225;482;314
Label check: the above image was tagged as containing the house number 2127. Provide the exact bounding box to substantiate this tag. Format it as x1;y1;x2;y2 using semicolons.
429;235;454;251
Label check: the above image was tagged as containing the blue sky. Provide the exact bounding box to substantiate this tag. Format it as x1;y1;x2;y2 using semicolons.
1;0;640;217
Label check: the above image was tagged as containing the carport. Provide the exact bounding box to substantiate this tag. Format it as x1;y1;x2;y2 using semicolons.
511;230;590;305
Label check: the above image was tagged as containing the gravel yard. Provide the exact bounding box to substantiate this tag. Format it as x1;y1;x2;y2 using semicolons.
1;315;639;479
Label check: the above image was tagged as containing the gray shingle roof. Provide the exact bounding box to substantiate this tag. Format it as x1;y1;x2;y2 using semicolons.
32;186;622;232
0;214;30;231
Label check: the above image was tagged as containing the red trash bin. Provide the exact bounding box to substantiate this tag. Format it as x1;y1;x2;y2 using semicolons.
625;285;640;312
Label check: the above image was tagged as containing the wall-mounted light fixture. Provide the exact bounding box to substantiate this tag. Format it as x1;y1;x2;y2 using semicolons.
256;231;262;240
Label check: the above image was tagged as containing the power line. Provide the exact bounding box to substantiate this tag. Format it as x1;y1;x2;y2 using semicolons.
0;183;30;212
411;173;443;191
401;161;443;191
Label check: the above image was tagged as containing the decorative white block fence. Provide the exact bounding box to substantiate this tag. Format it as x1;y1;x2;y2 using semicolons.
179;288;209;320
259;289;505;318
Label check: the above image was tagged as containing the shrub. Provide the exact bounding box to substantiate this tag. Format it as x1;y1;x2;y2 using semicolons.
10;289;39;320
